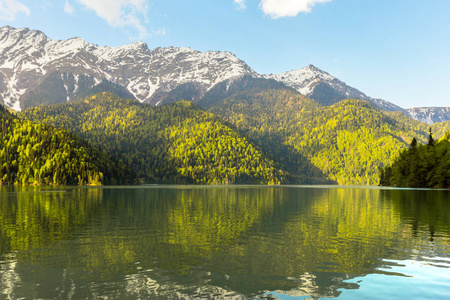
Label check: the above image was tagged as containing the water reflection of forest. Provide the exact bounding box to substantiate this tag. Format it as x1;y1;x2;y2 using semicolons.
0;187;449;298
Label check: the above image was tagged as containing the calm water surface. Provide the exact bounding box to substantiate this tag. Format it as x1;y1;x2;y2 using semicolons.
0;186;449;299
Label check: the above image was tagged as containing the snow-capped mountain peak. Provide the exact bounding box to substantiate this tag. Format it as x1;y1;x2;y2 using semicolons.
264;65;335;95
264;64;407;113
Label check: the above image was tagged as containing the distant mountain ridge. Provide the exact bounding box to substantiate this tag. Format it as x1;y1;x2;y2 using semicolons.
407;107;450;125
0;25;448;124
263;65;408;114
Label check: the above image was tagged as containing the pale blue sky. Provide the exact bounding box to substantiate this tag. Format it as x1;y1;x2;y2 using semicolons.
1;0;449;108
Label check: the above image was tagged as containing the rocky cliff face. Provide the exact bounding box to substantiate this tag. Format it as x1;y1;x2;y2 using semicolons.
407;107;450;124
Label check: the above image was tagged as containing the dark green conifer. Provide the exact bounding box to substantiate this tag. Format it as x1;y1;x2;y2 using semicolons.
428;128;434;146
380;131;450;188
410;137;418;149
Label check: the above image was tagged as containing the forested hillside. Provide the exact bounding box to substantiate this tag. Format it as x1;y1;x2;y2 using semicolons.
207;89;435;185
0;104;134;185
432;120;450;137
18;89;450;186
21;93;287;184
380;131;450;188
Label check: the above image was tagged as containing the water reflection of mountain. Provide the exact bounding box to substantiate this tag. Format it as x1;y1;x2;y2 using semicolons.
0;187;449;299
0;187;104;255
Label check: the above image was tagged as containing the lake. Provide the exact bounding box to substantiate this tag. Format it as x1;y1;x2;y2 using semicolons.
0;186;449;299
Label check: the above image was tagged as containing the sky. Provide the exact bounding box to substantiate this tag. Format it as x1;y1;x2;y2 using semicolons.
0;0;449;108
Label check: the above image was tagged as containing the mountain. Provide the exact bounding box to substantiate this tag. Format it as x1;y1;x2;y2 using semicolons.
0;26;256;110
263;65;408;114
2;25;448;125
206;88;438;185
20;92;293;184
407;107;450;124
18;89;450;185
0;103;134;185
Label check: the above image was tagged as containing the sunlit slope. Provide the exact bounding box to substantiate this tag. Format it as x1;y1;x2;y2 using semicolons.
432;120;450;137
0;104;133;185
21;93;286;184
208;89;434;185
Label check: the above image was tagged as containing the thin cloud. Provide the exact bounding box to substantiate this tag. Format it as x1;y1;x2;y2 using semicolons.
64;1;75;15
0;0;31;21
260;0;332;19
152;28;167;37
77;0;150;39
234;0;246;10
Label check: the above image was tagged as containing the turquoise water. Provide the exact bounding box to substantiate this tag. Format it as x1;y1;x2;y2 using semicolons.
0;186;449;299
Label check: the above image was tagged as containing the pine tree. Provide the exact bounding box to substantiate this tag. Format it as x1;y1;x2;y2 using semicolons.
428;128;434;146
410;137;418;149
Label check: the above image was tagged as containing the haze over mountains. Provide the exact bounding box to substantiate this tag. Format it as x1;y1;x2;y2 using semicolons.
0;25;448;124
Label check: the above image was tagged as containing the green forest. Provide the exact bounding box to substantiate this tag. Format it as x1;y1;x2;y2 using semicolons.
5;85;450;186
205;89;441;185
0;103;134;185
21;93;285;184
380;131;450;188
